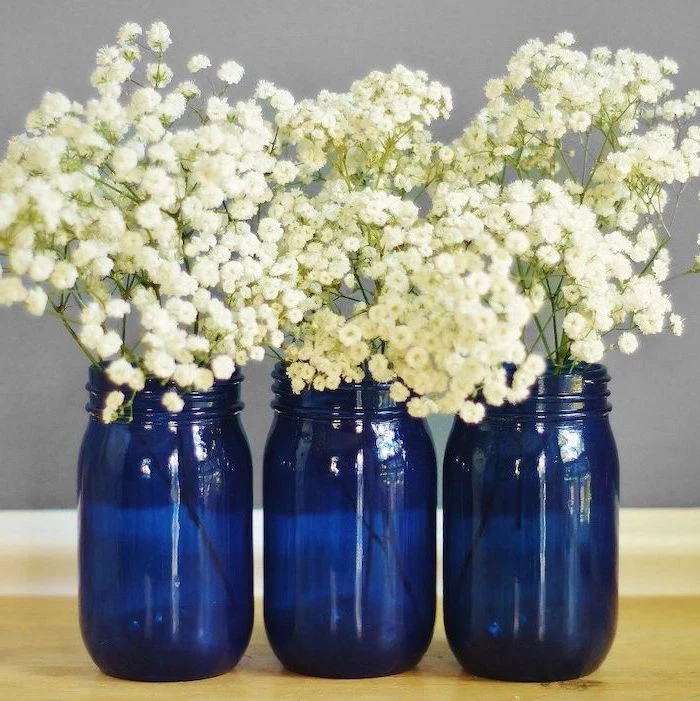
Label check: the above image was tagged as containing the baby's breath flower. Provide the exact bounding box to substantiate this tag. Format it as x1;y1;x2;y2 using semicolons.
217;60;244;85
146;21;171;52
562;312;588;341
105;390;125;409
117;22;142;45
206;96;231;122
146;62;173;88
669;313;684;335
211;355;235;380
618;332;638;354
273;66;541;420
96;330;123;359
443;33;700;370
270;89;294;111
554;31;575;47
176;81;201;100
162;390;184;413
0;278;27;305
459;401;486;424
187;54;211;73
25;287;48;316
105;299;130;318
0;19;295;422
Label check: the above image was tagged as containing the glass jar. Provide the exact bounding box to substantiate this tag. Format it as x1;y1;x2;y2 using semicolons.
263;364;437;678
443;364;619;681
78;365;253;681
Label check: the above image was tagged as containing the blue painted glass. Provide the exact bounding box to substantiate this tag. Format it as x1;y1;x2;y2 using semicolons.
78;366;253;681
443;364;619;681
263;364;437;678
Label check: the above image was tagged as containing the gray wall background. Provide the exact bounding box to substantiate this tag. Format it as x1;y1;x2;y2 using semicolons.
0;0;699;508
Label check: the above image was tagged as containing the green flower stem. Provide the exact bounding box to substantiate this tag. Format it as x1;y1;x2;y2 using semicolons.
50;303;100;367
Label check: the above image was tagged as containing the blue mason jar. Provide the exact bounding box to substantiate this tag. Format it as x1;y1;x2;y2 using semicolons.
443;364;619;681
263;364;437;678
78;366;253;681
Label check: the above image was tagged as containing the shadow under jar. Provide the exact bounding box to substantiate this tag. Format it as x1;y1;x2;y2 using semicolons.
443;363;619;682
78;366;253;682
263;364;437;678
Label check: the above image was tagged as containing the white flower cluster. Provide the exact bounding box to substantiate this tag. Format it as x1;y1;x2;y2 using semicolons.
275;64;452;189
3;27;700;424
271;68;544;420
432;178;683;366
0;21;305;421
443;33;700;367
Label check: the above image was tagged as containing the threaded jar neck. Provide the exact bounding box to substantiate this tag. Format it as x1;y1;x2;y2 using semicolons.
86;364;244;421
487;363;611;421
271;363;408;420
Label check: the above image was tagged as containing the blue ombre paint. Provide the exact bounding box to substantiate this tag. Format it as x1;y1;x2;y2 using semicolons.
443;364;619;681
263;364;436;678
78;366;253;681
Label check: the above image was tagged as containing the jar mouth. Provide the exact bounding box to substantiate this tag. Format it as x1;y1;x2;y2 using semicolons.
529;362;610;397
86;364;245;420
271;363;407;419
489;362;611;420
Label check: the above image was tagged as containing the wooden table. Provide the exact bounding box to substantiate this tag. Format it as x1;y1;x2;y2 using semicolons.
1;509;699;700
1;597;698;700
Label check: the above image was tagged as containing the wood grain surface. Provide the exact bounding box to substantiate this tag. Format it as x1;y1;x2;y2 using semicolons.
0;596;698;701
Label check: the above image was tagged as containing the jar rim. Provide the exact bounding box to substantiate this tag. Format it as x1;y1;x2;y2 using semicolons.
527;362;610;396
85;363;245;420
488;362;611;420
271;362;391;391
87;363;244;392
271;362;407;419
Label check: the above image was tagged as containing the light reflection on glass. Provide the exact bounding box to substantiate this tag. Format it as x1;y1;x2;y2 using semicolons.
537;451;547;640
354;448;364;637
193;428;208;461
561;427;592;524
329;455;339;476
558;429;583;463
372;422;400;461
168;448;181;637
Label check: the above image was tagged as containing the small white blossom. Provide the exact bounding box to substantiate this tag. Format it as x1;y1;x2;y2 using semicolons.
459;402;486;424
618;332;638;354
25;287;48;316
193;367;214;391
177;81;200;99
106;299;130;318
206;96;231;122
187;54;211;73
669;313;684;335
162;390;185;413
117;23;142;45
211;355;235;380
105;390;125;410
270;89;295;111
146;21;171;52
146;63;173;88
29;255;55;282
217;61;244;85
0;278;27;305
96;330;122;359
102;390;125;422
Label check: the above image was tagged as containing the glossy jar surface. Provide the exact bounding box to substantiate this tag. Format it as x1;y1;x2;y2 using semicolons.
443;364;619;681
78;366;253;681
264;365;437;678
